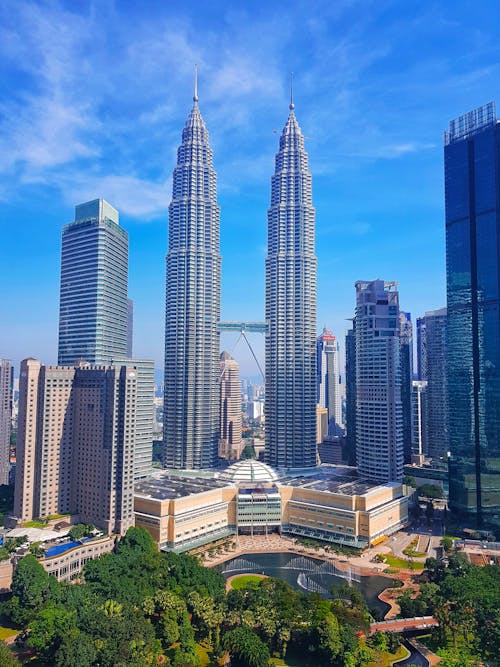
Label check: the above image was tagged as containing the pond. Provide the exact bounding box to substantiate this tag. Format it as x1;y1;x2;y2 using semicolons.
217;552;395;614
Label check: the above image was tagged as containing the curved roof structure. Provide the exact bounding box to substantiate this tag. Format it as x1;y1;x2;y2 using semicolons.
219;459;279;484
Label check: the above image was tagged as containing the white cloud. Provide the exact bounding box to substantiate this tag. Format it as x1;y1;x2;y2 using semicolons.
68;174;171;219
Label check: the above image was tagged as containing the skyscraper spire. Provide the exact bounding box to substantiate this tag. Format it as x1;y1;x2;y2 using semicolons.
163;79;221;469
265;89;317;469
289;71;294;111
193;63;198;104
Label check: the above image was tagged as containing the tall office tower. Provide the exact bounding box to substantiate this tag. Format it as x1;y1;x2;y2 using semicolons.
58;199;128;365
445;102;500;527
14;359;136;534
127;298;134;357
317;328;343;434
416;308;448;460
111;357;154;480
219;351;243;460
399;312;413;464
411;380;428;465
354;280;403;483
265;94;317;469
416;316;427;381
345;327;356;465
163;75;221;469
0;359;13;485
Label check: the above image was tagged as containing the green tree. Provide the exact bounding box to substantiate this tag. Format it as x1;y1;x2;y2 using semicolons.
27;606;76;655
116;526;157;555
0;641;19;666
224;626;270;667
8;554;56;624
440;536;454;554
54;629;97;667
418;484;444;499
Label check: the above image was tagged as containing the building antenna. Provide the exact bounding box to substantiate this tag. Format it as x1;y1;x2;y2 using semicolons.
289;71;295;111
193;64;198;103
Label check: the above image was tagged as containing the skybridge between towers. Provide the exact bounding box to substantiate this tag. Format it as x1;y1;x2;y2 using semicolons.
218;321;267;381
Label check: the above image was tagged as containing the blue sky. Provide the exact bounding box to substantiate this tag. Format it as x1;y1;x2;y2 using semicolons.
1;0;500;377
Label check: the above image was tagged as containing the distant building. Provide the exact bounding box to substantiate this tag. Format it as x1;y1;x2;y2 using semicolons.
58;199;128;366
345;327;356;465
399;312;413;464
265;97;317;469
247;400;264;423
411;380;428;465
316;405;328;444
317;328;343;433
0;359;13;485
416;308;448;460
14;359;136;534
219;352;243;460
445;102;500;528
354;280;403;483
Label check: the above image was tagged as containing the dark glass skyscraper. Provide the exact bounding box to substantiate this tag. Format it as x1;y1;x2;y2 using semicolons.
417;308;448;460
265;96;317;468
445;102;500;528
163;78;221;469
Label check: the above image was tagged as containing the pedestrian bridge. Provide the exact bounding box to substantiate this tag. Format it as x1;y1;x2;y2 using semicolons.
370;616;438;635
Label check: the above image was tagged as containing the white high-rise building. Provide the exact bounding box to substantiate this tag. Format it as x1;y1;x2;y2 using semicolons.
317;328;343;433
354;280;403;482
0;358;13;485
163;72;221;469
265;92;317;468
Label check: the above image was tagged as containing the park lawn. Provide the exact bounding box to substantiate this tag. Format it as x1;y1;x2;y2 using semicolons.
0;625;18;640
21;520;47;528
366;643;410;667
383;555;424;570
230;574;266;590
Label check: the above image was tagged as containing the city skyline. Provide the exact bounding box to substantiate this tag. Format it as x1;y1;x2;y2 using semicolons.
3;2;500;375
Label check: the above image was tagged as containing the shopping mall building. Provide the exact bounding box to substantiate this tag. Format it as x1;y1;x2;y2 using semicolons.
134;461;409;552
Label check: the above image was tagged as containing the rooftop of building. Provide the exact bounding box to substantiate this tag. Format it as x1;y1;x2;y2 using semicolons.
219;459;279;484
134;464;401;502
134;470;231;501
279;465;398;496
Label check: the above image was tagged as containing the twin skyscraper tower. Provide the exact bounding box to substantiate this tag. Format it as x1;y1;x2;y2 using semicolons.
163;73;317;470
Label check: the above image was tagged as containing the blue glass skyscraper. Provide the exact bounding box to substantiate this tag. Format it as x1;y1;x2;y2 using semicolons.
58;199;128;365
445;102;500;528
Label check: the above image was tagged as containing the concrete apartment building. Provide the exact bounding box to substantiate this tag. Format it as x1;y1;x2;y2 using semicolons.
219;351;243;460
0;358;13;485
14;359;137;535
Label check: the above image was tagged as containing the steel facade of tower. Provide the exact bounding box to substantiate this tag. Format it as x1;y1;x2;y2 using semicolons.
265;101;317;468
445;102;500;527
163;88;221;469
58;199;128;365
